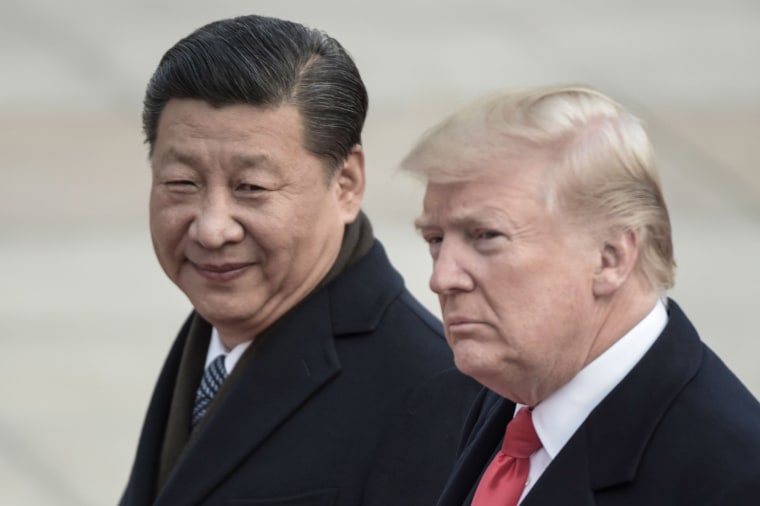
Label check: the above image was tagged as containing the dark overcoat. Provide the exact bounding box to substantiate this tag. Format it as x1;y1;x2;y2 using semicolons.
436;300;760;506
121;242;480;506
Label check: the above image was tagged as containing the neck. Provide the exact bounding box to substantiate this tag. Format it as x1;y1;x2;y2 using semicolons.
586;282;660;369
511;282;660;407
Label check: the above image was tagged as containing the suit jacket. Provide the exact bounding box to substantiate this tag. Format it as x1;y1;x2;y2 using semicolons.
437;299;760;506
121;241;480;506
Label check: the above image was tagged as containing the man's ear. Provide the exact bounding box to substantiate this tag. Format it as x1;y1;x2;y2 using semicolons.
592;228;641;297
334;144;366;224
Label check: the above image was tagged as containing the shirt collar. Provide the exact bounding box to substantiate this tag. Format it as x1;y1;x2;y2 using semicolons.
526;298;668;458
204;327;253;375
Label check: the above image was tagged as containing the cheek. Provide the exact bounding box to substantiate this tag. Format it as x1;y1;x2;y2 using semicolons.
149;193;172;231
289;202;343;248
534;280;594;353
488;272;585;346
149;203;191;262
150;209;181;243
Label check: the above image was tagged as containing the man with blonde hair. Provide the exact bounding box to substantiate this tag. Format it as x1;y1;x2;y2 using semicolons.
402;85;760;505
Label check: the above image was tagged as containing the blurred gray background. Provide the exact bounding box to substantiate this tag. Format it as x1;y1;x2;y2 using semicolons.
1;1;758;504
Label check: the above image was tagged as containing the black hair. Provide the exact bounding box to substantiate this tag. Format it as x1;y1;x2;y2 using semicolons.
142;15;368;171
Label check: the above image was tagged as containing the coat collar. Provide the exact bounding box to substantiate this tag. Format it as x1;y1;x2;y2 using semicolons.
155;241;404;505
436;394;516;506
328;241;404;336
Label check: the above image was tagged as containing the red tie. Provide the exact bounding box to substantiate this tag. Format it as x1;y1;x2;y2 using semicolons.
471;407;542;506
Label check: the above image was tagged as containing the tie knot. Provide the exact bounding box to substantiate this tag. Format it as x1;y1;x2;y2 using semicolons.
502;407;542;458
206;354;227;384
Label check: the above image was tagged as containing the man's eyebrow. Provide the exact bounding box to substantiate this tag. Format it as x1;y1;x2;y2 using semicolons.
230;153;270;168
413;213;479;231
159;147;201;168
156;149;273;171
414;216;433;230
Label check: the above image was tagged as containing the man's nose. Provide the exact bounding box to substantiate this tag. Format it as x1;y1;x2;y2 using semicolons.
189;191;245;249
429;240;474;295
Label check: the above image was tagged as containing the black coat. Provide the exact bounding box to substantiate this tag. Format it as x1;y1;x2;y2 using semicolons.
436;300;760;506
121;241;480;505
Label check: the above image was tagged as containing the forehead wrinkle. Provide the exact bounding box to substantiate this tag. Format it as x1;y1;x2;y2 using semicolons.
156;143;281;176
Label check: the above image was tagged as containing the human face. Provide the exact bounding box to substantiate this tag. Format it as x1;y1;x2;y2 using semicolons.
416;163;601;405
150;100;361;346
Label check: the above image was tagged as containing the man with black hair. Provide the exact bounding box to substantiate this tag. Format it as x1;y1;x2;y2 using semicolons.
120;14;479;506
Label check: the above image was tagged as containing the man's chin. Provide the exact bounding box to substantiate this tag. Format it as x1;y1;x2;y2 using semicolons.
194;303;256;328
452;348;494;380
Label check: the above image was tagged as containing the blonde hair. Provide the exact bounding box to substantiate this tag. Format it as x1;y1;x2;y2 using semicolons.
401;85;676;291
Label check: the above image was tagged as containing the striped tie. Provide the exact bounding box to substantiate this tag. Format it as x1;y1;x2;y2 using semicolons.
191;354;227;429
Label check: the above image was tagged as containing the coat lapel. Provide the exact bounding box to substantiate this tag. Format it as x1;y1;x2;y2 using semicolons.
120;314;194;506
154;290;343;505
157;314;211;490
153;242;403;505
435;393;512;506
521;430;595;505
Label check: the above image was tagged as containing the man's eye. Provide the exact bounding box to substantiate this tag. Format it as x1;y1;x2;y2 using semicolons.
423;235;442;245
237;183;265;193
165;180;198;191
475;230;501;240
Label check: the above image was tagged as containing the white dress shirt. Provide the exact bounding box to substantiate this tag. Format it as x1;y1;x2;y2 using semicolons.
204;327;253;375
517;299;668;502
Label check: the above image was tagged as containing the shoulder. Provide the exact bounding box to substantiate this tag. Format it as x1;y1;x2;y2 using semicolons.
669;344;760;454
662;301;760;445
635;369;760;504
329;241;451;365
633;304;760;497
367;285;456;379
385;288;446;342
